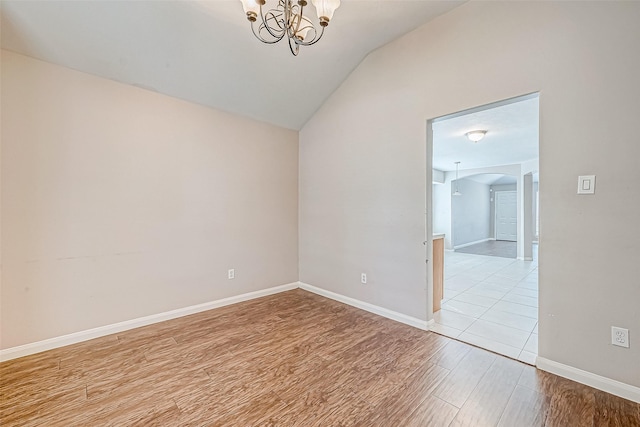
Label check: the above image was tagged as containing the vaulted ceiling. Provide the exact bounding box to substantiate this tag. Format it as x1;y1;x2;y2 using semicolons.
2;1;540;174
1;0;464;130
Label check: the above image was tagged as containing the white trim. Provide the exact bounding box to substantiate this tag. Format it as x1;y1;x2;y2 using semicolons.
299;282;429;331
453;238;492;250
0;282;299;362
537;357;640;403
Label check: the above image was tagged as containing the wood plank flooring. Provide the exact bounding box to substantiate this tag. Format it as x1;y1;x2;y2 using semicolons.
1;289;638;426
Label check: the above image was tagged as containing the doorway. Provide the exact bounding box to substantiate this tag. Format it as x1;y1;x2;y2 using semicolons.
428;93;540;365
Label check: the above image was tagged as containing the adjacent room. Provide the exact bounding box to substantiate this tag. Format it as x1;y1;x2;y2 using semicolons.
2;1;640;425
430;96;541;365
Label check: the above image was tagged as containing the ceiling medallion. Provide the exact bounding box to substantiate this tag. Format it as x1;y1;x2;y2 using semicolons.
239;0;340;56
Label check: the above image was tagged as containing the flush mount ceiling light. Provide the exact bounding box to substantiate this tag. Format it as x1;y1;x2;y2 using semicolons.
453;161;462;196
239;0;340;56
465;130;487;142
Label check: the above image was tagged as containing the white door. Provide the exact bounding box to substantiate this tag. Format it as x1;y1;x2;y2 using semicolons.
496;191;517;241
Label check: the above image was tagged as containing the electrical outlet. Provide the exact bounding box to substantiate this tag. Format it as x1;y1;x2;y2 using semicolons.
611;326;629;348
228;269;235;280
361;273;367;284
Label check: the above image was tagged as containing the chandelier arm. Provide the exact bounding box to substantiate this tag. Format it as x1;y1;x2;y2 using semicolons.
259;4;285;39
251;21;283;44
290;1;303;40
259;16;286;42
265;10;286;32
294;24;325;46
288;35;301;56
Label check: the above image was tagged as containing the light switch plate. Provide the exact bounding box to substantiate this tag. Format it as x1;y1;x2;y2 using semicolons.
577;175;596;194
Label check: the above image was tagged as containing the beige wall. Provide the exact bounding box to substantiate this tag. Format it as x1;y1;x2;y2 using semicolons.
300;2;640;388
1;50;299;349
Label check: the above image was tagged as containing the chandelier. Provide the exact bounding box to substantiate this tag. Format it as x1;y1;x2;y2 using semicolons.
239;0;341;56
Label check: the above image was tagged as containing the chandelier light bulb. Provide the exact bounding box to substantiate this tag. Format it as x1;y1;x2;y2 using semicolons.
292;14;314;40
311;0;341;24
239;0;261;20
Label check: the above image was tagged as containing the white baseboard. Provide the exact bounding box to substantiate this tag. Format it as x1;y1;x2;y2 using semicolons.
298;282;429;331
537;357;640;403
453;238;492;250
0;282;299;362
4;281;638;405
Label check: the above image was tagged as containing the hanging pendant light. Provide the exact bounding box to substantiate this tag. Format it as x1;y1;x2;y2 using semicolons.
453;161;462;196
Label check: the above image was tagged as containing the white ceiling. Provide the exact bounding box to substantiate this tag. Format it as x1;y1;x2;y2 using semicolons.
1;0;464;130
432;96;540;172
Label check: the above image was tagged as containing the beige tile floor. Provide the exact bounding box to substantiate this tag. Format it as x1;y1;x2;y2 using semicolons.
432;244;538;365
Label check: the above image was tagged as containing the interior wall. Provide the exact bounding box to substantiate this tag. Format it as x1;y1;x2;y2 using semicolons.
452;179;491;247
299;1;640;388
1;50;299;349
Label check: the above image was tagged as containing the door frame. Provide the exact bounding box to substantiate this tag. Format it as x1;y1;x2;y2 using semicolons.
426;92;540;325
425;120;435;321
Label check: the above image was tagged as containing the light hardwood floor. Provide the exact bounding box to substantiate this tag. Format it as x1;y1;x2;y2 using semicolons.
1;289;638;426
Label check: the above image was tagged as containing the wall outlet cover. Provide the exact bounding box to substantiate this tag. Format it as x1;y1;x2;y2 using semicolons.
611;326;629;348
